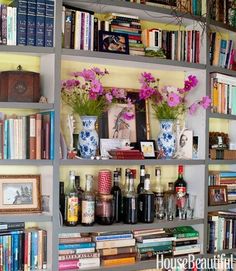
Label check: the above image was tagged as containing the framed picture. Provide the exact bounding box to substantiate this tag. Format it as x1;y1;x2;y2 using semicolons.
145;0;177;6
100;138;130;158
178;129;193;159
99;31;129;54
208;185;228;206
98;89;150;144
0;175;41;213
140;140;156;159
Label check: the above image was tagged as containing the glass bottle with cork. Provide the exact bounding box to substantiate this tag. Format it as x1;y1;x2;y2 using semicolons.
111;170;122;223
137;165;146;194
75;175;83;223
64;171;78;226
174;165;187;217
152;167;165;219
81;174;95;226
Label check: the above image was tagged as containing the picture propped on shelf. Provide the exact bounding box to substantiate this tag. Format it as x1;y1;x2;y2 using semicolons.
208;185;228;206
140;140;156;159
98;88;150;144
0;175;41;213
99;31;129;54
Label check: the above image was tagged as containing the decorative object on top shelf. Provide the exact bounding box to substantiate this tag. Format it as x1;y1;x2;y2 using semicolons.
61;67;134;159
0;65;41;102
0;175;41;213
138;72;211;158
208;185;228;206
139;140;156;159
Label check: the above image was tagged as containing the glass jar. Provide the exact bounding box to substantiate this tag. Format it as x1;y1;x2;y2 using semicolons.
95;194;114;225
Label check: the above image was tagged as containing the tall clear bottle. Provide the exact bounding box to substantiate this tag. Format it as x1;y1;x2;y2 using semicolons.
64;171;78;226
111;170;122;223
137;165;145;194
138;174;155;223
153;167;165;219
75;175;84;223
81;174;95;226
123;171;138;224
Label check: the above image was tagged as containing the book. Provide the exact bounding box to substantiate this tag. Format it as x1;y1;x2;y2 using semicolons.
97;246;136;256
101;256;135;266
58;242;95;250
59;236;92;244
58;252;100;261
45;0;54;47
27;0;36;46
16;0;27;45
96;239;136;249
59;258;100;270
36;0;46;46
93;233;133;241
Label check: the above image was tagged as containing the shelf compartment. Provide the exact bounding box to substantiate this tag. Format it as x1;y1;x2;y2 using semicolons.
0;45;55;56
208;65;236;77
0;213;52;222
208;203;236;212
63;0;205;25
208;159;236;165
0;102;54;110
60;159;205;166
208;112;236;120
62;49;206;72
59;218;204;234
0;160;53;166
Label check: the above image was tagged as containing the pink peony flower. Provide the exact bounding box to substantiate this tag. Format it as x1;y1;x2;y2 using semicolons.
92;67;105;76
71;71;80;78
78;69;96;81
139;72;155;84
123;110;134;120
184;80;192;92
89;90;97;100
167;93;181;107
199;96;211;109
189;103;198;115
187;75;198;87
139;86;155;100
112;88;126;99
105;93;113;103
90;79;102;93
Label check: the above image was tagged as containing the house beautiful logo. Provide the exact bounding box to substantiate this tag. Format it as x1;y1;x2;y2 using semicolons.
156;254;234;270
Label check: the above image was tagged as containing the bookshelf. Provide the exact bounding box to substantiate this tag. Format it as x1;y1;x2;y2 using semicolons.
0;0;236;270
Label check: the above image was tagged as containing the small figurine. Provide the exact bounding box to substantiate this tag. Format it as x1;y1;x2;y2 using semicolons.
39;96;48;103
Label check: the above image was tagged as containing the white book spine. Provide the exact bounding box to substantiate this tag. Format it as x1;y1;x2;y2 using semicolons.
7;6;13;45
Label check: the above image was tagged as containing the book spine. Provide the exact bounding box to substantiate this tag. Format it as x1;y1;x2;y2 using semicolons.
12;233;19;271
98;246;136;256
29;115;36;159
59;258;100;270
42;230;47;269
102;256;135;266
31;231;38;269
58;252;100;261
49;111;54;160
45;0;54;47
1;5;7;45
59;242;95;250
27;0;36;46
7;6;13;46
59;237;92;244
58;247;95;254
18;232;24;271
35;113;42;159
36;0;46;46
17;0;27;45
0;4;2;45
94;233;133;241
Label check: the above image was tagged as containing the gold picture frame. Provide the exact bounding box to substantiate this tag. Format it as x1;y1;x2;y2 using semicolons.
0;175;42;213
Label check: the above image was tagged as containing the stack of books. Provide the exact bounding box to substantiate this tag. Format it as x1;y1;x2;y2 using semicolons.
209;171;236;203
58;233;100;270
167;226;200;256
208;211;236;253
108;149;144;159
105;13;145;56
209;32;234;69
94;231;136;267
0;222;47;270
0;1;54;47
210;73;236;115
134;228;174;261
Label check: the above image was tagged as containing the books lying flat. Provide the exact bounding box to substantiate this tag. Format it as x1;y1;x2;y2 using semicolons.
101;257;136;266
59;258;100;270
98;246;136;256
96;238;136;249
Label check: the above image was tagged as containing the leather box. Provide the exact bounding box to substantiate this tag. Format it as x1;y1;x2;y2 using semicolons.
0;70;40;102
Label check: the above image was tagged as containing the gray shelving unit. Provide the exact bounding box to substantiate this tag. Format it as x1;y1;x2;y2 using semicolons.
1;0;236;270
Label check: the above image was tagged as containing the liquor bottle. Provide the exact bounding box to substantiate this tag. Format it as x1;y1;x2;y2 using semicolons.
138;174;155;223
174;165;187;217
123;168;131;193
64;171;78;226
59;181;65;223
75;175;84;223
137;165;145;194
81;174;95;226
111;170;122;222
152;167;165;219
123;171;138;224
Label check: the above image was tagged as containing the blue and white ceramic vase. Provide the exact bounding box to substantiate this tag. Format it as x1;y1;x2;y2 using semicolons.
157;119;176;159
78;116;98;159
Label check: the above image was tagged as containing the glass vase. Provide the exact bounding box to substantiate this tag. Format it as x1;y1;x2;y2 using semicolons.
157;119;176;159
78;116;98;159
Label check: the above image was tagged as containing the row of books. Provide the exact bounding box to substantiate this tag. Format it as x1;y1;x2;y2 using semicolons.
0;111;54;160
0;222;47;271
0;0;54;47
208;211;236;253
142;29;200;63
209;32;234;70
210;73;236;115
209;171;236;203
210;0;236;28
58;226;200;269
124;0;205;16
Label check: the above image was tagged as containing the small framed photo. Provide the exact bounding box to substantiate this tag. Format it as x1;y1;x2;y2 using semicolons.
178;129;193;159
0;175;42;213
140;140;156;159
208;185;228;206
99;31;129;54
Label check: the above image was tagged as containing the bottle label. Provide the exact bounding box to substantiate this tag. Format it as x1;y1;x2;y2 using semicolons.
175;187;187;207
96;200;112;218
81;200;95;224
67;197;78;222
131;198;136;210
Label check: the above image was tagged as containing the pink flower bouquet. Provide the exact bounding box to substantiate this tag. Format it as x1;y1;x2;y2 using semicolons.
139;72;211;120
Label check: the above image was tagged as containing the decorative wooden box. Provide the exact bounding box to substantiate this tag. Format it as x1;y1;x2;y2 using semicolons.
0;66;40;102
210;149;236;160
